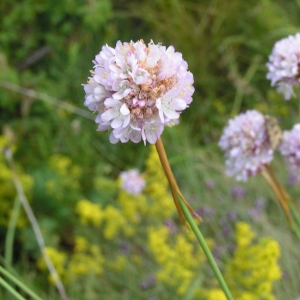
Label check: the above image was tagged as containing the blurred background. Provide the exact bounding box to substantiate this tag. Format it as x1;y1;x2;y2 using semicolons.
1;0;300;299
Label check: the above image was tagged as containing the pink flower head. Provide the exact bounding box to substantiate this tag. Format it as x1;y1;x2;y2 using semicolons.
83;40;194;144
119;169;146;195
279;124;300;183
266;33;300;100
219;110;274;181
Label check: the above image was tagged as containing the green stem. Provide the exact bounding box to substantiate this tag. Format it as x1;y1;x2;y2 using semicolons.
291;221;300;241
0;276;27;300
0;266;43;300
155;138;233;299
264;165;300;241
178;194;234;300
5;196;21;267
4;148;68;300
289;203;300;229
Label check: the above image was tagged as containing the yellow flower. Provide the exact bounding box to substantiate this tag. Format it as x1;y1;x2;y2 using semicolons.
76;199;104;227
148;225;205;295
36;247;66;284
66;236;104;283
102;205;132;239
207;289;227;300
224;222;281;299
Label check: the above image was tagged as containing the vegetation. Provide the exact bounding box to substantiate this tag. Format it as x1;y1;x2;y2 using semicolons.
0;0;300;299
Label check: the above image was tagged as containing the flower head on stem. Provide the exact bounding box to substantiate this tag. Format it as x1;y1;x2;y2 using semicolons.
279;123;300;184
266;33;300;100
219;110;274;181
83;40;194;145
84;39;233;300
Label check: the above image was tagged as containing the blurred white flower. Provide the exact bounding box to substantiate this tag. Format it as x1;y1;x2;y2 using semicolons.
279;124;300;184
219;110;273;181
83;40;194;144
266;33;300;100
119;169;146;195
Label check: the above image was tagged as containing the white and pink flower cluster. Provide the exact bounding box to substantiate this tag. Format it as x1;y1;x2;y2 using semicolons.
83;40;194;144
219;110;273;181
279;124;300;183
266;33;300;100
119;169;146;195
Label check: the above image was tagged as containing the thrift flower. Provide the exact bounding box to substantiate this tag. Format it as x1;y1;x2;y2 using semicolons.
266;33;300;100
279;124;300;183
219;110;273;181
119;169;146;195
83;40;194;144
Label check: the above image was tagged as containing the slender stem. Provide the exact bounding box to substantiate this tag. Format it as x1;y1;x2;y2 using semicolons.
155;138;199;225
265;164;300;228
5;196;21;267
178;195;234;300
155;139;186;225
4;148;69;300
0;266;43;300
265;164;291;202
261;171;290;221
261;170;300;240
0;277;27;300
291;221;300;241
155;138;233;299
289;202;300;229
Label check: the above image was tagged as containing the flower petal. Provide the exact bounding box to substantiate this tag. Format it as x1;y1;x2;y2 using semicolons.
120;103;130;115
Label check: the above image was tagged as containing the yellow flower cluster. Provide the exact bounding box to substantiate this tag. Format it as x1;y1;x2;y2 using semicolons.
144;145;175;219
76;199;134;239
235;221;256;248
224;222;281;300
0;135;33;227
75;199;103;227
36;246;67;284
206;289;227;300
148;226;205;295
102;205;134;239
66;236;104;283
116;189;148;224
37;236;104;284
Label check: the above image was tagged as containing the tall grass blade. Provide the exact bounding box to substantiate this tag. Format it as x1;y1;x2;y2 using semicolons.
0;276;27;300
5;196;21;267
0;266;43;300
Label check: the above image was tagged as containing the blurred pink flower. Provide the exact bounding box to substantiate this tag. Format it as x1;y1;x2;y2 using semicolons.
279;124;300;184
120;169;146;195
83;40;194;144
266;33;300;100
219;110;273;181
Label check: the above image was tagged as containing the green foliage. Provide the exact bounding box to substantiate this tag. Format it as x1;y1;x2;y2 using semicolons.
1;0;300;299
